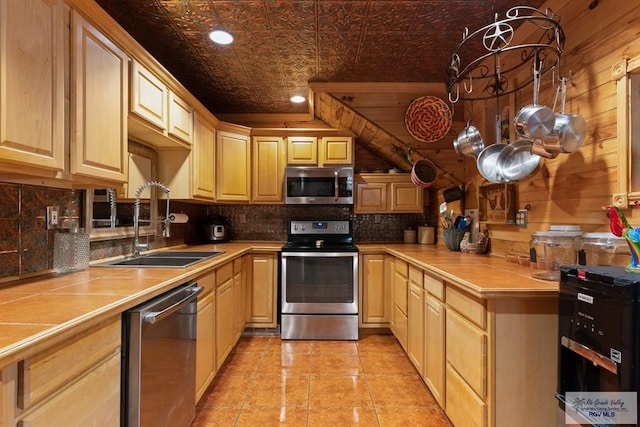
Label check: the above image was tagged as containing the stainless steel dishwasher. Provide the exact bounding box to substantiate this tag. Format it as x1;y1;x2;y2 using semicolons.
122;282;203;427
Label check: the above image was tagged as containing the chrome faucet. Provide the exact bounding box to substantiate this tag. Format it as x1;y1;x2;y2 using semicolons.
133;181;171;258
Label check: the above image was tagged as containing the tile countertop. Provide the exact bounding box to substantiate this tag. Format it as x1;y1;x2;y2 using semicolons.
0;241;556;369
358;243;559;299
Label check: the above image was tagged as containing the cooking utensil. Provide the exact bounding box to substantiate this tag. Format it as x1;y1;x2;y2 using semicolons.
453;122;484;157
496;139;542;182
542;77;586;153
514;61;555;139
477;143;509;183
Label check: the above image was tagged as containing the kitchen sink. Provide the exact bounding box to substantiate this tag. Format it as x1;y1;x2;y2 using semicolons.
95;251;224;268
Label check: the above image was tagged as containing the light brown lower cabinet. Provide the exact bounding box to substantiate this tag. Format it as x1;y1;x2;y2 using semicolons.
407;281;424;373
246;252;278;327
423;293;446;407
360;253;390;326
445;362;487;427
215;277;234;371
196;291;216;402
6;317;121;426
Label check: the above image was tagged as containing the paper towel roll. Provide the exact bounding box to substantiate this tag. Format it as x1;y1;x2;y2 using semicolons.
169;213;189;223
418;226;435;244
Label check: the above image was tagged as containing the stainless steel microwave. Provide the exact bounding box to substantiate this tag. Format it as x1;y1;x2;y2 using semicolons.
285;166;354;205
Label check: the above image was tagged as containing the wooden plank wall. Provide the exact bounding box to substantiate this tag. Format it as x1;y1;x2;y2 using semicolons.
450;0;640;258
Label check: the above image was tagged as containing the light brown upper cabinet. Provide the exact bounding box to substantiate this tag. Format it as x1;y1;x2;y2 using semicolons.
355;174;424;214
0;0;65;177
216;124;251;202
286;135;354;166
129;59;194;148
157;111;216;202
69;10;128;185
287;136;317;165
319;136;353;165
252;136;286;203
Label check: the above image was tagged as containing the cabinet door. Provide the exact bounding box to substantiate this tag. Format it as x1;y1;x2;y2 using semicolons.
252;136;285;202
216;130;250;201
390;182;423;213
168;91;193;144
215;279;234;370
130;59;167;131
233;268;244;341
70;11;128;183
16;352;121;426
319;136;352;165
408;280;424;373
0;0;65;174
287;136;317;164
361;254;389;325
425;294;446;407
446;363;487;427
192;113;216;200
355;182;387;213
446;309;487;399
246;253;277;327
195;291;215;402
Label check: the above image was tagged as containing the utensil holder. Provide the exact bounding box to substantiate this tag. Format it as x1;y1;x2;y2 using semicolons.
443;228;465;251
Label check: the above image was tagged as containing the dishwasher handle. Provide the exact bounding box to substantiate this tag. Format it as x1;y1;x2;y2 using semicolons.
142;285;203;324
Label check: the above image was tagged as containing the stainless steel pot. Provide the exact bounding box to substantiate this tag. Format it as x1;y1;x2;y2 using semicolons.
541;78;586;153
514;64;555;139
453;123;484;157
496;139;542;182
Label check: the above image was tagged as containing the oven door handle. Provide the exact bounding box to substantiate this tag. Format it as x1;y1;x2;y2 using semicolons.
142;285;203;324
561;336;618;374
334;170;339;201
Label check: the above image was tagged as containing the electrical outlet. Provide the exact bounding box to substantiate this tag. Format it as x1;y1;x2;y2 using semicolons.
239;213;246;224
374;214;381;224
46;206;60;229
516;209;528;228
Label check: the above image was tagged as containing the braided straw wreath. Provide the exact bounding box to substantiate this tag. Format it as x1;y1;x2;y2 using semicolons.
404;96;452;143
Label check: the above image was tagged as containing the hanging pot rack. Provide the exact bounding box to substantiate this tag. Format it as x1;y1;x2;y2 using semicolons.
447;6;565;103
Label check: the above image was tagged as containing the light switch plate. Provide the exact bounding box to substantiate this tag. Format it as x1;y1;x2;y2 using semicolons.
516;209;528;228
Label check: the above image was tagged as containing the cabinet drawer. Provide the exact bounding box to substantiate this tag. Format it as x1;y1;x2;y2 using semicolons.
17;351;121;426
197;270;216;296
394;258;408;277
446;285;486;329
18;317;120;410
408;265;423;286
424;273;444;300
216;261;233;286
446;309;487;399
393;272;408;315
393;304;408;351
445;363;487;427
233;257;242;274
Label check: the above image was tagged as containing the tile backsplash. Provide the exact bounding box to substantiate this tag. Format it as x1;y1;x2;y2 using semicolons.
0;181;429;280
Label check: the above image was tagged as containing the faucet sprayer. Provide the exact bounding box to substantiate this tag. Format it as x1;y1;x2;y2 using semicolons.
133;181;170;258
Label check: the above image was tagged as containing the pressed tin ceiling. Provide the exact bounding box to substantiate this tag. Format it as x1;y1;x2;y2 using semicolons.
95;0;547;118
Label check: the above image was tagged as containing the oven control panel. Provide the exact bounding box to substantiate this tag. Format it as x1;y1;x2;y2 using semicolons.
289;220;350;235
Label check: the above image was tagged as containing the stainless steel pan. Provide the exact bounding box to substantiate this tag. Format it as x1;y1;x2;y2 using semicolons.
496;139;542;182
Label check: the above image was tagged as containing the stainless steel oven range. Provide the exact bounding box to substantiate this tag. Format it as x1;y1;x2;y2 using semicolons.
280;219;358;340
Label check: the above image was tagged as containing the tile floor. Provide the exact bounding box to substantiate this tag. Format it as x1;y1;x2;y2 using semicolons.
193;334;452;426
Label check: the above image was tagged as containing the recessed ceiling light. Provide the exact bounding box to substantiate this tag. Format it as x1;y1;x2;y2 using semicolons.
209;30;233;45
290;95;306;103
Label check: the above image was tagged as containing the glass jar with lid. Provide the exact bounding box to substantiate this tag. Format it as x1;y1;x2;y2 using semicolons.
577;232;630;267
529;226;582;281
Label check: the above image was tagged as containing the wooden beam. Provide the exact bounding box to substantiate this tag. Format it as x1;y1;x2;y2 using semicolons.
309;82;447;94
